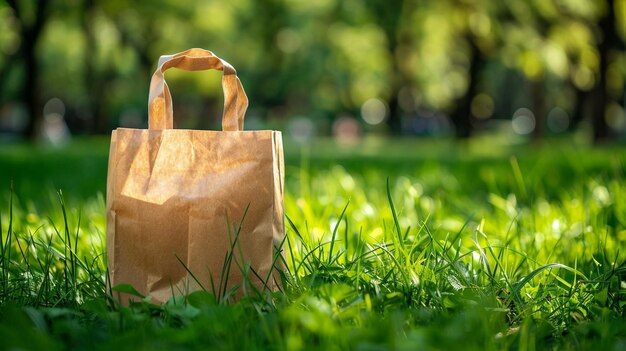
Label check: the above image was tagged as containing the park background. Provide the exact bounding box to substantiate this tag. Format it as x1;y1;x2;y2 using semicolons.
1;0;626;144
1;1;626;350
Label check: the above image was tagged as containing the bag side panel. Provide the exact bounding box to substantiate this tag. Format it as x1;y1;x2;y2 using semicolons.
110;129;277;302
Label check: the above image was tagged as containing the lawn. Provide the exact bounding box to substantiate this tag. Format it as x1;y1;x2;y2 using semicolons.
1;136;625;350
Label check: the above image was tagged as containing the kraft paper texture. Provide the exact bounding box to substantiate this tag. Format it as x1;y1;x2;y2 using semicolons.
106;49;284;303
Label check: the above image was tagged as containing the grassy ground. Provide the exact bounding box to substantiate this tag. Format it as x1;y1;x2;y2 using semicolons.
1;135;625;350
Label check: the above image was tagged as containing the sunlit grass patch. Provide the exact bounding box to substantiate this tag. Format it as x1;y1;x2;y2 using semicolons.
0;138;625;350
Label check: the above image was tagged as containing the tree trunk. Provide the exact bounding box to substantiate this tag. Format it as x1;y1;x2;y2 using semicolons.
22;36;39;138
248;0;287;112
592;0;617;144
7;0;50;139
386;93;402;135
531;80;546;140
450;39;482;139
0;54;17;103
364;0;408;135
115;15;160;127
385;28;411;136
83;0;113;134
568;86;588;132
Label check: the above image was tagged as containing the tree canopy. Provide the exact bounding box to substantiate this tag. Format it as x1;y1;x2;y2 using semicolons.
0;0;625;142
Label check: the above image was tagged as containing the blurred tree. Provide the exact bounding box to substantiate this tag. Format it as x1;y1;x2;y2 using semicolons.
82;0;113;133
539;0;612;142
523;1;552;140
0;0;624;142
241;0;288;114
400;0;502;138
4;0;52;138
0;5;18;102
591;0;620;143
365;0;413;135
325;1;392;123
402;3;467;129
448;0;500;138
495;0;607;140
80;0;193;131
524;0;625;143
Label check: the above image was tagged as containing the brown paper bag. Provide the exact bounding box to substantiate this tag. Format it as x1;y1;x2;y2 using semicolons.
106;48;284;303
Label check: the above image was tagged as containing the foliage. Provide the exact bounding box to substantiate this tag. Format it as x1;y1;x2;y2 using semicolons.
1;137;625;349
0;0;625;140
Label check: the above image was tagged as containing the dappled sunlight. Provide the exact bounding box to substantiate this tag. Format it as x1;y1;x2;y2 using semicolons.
1;0;626;347
1;138;626;348
1;0;625;143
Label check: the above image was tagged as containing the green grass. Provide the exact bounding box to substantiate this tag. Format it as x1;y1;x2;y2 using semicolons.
1;136;626;350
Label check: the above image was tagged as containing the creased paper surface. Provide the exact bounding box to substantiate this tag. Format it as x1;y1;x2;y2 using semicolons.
107;129;284;303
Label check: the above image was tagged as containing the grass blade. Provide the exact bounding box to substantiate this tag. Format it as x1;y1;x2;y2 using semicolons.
386;178;404;249
328;200;349;264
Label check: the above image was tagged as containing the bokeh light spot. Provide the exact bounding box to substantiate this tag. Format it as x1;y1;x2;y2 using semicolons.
605;102;625;131
512;108;536;135
43;97;66;117
276;28;301;54
360;98;387;125
470;94;494;119
572;66;594;91
288;116;316;143
333;115;361;145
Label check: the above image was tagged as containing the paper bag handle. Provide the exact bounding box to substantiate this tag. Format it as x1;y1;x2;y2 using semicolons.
148;48;248;131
